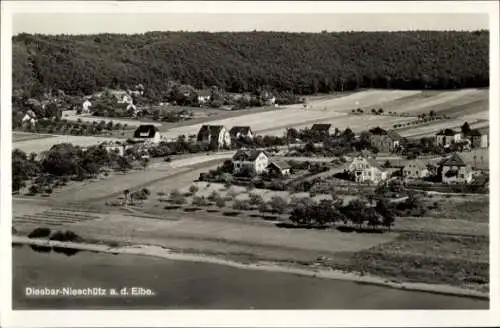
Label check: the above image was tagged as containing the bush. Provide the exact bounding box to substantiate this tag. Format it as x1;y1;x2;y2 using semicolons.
189;185;199;195
215;197;226;208
169;189;186;204
207;190;219;202
29;184;40;194
268;196;288;214
49;230;83;242
192;196;208;206
233;199;251;211
258;202;272;213
28;227;52;239
248;193;264;206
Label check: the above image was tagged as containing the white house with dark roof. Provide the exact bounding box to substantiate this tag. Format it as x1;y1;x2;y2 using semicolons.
436;129;462;147
197;90;212;104
437;153;473;184
229;126;254;140
22;110;37;126
82;99;92;114
466;129;489;149
196;125;231;148
133;125;161;144
232;149;270;174
402;159;430;180
348;156;388;184
310;124;334;138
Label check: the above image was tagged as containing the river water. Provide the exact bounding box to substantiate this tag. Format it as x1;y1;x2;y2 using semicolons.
12;246;488;309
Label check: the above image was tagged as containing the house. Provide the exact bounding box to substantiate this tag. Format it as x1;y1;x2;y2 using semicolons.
437;153;473;184
133;125;162;144
229;126;254;140
119;94;134;105
197;90;212;104
82;100;92;114
310;124;334;138
232;149;270;175
196;125;231;149
348;156;388;184
402;159;430;180
466;129;489;149
436;129;462;147
368;127;402;153
101;141;126;156
22;110;37;126
260;91;276;106
266;160;292;177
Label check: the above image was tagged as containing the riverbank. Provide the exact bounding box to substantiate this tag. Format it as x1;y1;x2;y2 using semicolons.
12;236;489;301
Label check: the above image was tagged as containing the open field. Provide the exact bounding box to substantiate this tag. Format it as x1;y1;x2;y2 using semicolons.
423;194;489;223
399;119;489;138
13;89;489;154
350;232;489;290
372;89;487;116
62;110;162;127
155;88;488;138
12;135;120;154
12;132;56;143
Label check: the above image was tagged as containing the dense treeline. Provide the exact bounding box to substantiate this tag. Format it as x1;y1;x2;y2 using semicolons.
13;30;489;97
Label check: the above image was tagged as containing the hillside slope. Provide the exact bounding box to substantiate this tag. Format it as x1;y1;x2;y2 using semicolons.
13;30;489;97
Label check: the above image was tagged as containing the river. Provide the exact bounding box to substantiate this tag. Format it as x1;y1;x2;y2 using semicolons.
12;246;488;309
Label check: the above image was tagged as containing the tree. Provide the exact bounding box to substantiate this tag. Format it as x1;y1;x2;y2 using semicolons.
189;185;199;195
248;193;264;206
123;189;130;205
461;122;471;136
268;196;288;214
215;196;226;208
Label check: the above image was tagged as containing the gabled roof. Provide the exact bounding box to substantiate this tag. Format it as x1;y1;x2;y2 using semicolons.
268;160;292;170
436;129;460;136
352;156;383;171
229;126;252;136
197;125;225;141
232;149;269;162
311;124;332;132
404;159;428;170
440;153;467;167
134;125;158;138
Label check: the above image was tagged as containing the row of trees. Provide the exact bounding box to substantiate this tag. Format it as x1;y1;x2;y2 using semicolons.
288;198;395;230
12;143;149;193
13;31;488;98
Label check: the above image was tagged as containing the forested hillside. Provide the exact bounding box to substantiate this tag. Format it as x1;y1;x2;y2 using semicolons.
12;30;489;98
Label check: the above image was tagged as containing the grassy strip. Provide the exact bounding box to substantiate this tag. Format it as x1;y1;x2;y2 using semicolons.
343;232;489;290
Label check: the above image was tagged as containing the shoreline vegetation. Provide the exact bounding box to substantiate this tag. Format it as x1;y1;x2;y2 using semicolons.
12;236;489;301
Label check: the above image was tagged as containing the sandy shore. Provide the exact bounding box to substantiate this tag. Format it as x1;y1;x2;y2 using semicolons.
12;236;489;301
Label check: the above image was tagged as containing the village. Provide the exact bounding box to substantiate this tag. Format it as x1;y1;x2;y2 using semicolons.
8;25;494;313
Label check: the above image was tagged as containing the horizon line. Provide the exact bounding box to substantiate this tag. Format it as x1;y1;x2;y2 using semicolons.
13;28;490;37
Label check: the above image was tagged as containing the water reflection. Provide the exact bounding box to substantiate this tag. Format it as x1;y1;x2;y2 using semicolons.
28;244;80;256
